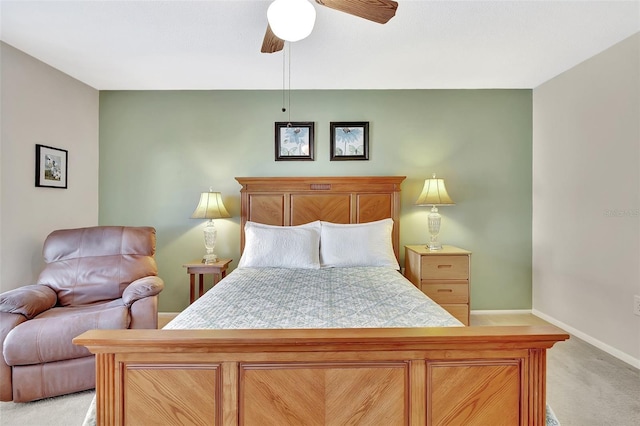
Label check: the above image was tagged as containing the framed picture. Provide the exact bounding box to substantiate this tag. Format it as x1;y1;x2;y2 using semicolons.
35;144;68;188
275;122;314;161
330;122;369;161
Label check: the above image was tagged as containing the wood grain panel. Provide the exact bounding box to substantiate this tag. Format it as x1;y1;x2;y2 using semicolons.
290;194;351;224
240;365;324;425
356;193;393;223
247;194;285;226
124;364;220;425
240;362;408;425
427;360;521;425
326;365;406;425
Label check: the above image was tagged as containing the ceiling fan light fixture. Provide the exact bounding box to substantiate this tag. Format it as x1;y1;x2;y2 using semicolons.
267;0;316;42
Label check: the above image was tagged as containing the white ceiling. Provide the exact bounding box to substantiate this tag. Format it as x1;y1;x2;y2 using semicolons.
1;0;638;90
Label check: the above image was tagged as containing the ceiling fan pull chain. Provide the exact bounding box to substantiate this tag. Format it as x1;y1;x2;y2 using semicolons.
288;42;292;124
282;45;286;113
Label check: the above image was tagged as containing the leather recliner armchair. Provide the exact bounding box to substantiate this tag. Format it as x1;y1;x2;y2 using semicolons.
0;226;164;402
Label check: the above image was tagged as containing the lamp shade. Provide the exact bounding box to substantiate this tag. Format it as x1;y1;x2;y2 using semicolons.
190;191;231;219
415;174;455;206
267;0;316;42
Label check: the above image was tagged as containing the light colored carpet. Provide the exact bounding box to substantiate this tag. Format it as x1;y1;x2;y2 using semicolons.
0;389;94;426
82;396;95;426
546;333;640;426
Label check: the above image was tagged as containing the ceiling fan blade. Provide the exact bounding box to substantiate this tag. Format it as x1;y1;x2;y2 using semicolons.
261;24;285;53
316;0;398;24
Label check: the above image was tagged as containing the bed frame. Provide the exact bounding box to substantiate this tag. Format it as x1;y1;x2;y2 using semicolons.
75;176;568;425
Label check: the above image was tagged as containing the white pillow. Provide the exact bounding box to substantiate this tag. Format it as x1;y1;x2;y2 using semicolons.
320;218;399;269
238;221;321;269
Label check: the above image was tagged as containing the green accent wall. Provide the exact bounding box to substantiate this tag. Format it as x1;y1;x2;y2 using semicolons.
99;89;532;313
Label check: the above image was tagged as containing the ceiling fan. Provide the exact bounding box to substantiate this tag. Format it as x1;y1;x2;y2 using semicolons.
261;0;399;53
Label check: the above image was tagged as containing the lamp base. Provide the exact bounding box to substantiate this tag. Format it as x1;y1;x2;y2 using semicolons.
427;206;443;251
202;219;218;264
202;253;218;264
427;241;443;251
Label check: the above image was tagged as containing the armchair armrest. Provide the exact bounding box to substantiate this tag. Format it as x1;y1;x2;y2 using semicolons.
123;276;164;306
0;285;57;319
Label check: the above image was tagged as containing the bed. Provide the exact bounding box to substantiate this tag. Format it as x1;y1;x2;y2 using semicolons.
74;176;568;425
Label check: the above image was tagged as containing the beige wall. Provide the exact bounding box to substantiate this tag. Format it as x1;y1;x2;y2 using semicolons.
532;33;640;367
0;42;99;292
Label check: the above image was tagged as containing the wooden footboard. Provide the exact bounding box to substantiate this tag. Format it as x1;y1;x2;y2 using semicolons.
74;325;568;425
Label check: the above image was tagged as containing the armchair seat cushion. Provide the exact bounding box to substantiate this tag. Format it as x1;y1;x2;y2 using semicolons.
3;300;129;366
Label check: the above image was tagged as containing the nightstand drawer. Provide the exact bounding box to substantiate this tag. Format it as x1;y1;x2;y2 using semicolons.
421;282;469;304
420;255;469;280
440;304;469;325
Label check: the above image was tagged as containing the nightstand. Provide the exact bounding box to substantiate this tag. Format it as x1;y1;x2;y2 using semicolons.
182;259;232;304
404;245;471;325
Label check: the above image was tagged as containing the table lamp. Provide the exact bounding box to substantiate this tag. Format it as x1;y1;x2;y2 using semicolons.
191;188;231;263
415;173;455;250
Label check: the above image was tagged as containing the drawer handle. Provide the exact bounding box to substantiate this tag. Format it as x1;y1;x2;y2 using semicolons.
437;264;453;269
437;289;453;293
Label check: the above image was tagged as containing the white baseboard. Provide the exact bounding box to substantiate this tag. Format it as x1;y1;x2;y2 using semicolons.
532;309;640;370
470;309;532;315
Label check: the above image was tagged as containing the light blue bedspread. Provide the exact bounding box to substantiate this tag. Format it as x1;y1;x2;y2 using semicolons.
165;267;462;329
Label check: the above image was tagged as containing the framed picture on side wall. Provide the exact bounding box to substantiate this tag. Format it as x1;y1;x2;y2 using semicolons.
35;144;68;188
330;122;369;161
275;122;315;161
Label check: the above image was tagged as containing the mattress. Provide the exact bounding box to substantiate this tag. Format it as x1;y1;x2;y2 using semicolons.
165;267;462;329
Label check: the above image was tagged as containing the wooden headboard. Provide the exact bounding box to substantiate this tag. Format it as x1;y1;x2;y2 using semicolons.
235;176;406;260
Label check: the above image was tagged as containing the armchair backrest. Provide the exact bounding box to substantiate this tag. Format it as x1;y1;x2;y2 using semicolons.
37;226;158;306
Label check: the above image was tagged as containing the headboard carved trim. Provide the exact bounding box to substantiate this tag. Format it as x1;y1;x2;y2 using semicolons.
310;183;331;190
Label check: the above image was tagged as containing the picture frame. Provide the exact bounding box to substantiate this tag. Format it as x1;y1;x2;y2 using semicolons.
35;144;68;188
330;121;369;161
275;122;315;161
